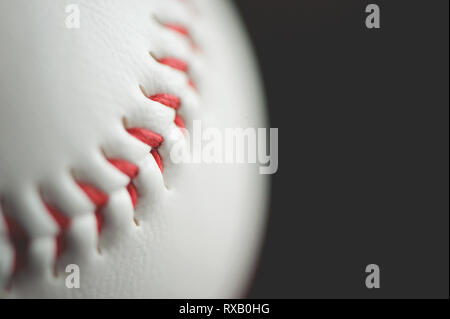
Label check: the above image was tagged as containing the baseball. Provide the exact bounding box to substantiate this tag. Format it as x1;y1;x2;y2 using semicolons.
0;0;269;298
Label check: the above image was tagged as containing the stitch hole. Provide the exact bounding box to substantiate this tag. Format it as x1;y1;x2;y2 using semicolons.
151;14;162;25
69;168;79;184
139;85;149;98
149;51;158;62
99;147;112;163
122;116;129;129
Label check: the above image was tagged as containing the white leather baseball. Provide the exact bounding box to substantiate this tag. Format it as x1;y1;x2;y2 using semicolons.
0;0;268;298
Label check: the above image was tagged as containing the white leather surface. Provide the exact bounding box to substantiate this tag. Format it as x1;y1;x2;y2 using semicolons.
0;0;268;298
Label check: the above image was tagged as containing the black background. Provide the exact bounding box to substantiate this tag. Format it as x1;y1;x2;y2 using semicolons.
232;0;449;298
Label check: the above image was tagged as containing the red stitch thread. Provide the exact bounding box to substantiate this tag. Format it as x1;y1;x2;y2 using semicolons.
127;183;139;208
108;159;139;179
156;55;197;90
3;215;29;277
127;128;165;173
157;21;199;125
174;114;186;130
188;78;197;90
77;183;108;234
150;149;164;173
45;203;70;259
2;11;201;291
163;23;199;50
126;128;164;148
150;94;181;110
108;159;140;208
150;94;185;130
158;57;189;73
164;24;190;37
77;183;108;206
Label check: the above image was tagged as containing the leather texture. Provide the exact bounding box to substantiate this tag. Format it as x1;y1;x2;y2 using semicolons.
0;0;268;298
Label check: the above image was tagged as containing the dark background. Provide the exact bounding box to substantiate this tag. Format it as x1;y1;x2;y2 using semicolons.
232;0;449;298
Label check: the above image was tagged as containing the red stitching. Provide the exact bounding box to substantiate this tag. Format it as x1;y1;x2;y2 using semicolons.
127;183;139;208
164;24;190;37
153;22;199;130
77;183;108;234
163;23;199;50
45;203;70;259
150;94;181;110
149;94;185;130
188;78;197;90
108;159;140;208
174;114;186;132
77;183;109;207
126;128;164;148
108;159;139;179
150;149;164;173
158;57;188;73
164;23;198;49
3;215;29;278
126;128;165;173
156;55;197;90
1;128;165;284
1;17;197;290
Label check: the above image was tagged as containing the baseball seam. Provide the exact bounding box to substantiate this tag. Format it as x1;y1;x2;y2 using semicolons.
0;5;199;292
